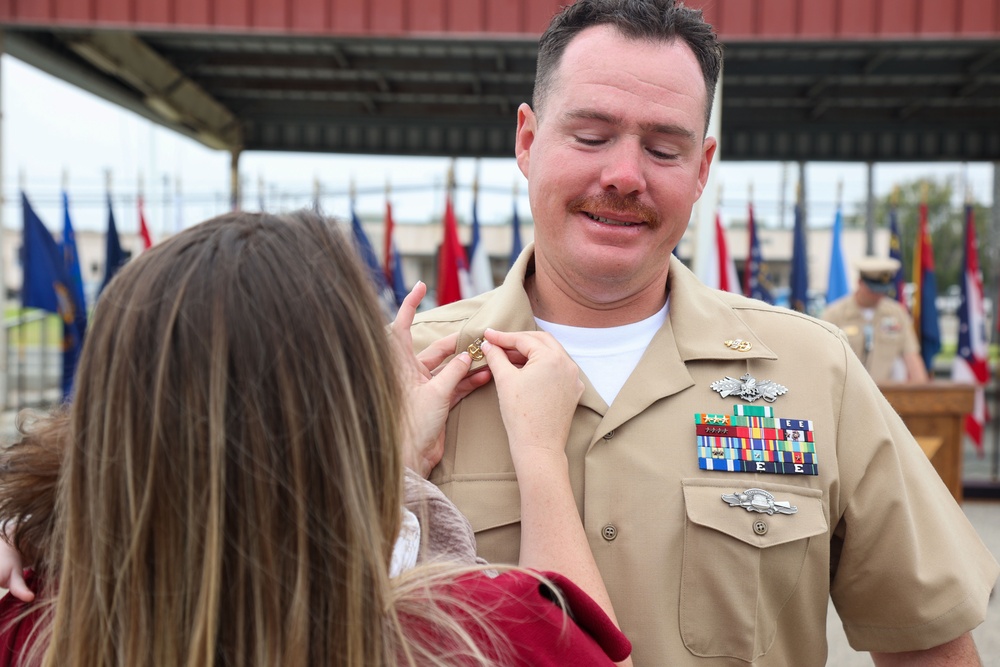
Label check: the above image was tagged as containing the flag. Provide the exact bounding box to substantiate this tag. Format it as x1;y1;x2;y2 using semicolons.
912;199;941;373
888;205;905;305
789;198;809;313
436;192;469;306
710;211;740;293
467;185;494;295
510;200;523;268
382;199;408;307
60;192;88;398
22;192;82;399
99;194;126;296
951;204;989;454
22;192;71;314
350;203;395;311
744;202;773;303
138;195;154;249
825;206;849;304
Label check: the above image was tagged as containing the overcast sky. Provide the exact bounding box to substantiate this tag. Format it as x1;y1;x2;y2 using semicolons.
3;55;994;241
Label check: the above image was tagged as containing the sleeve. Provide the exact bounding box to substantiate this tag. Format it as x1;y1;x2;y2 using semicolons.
446;570;631;666
829;348;999;651
539;572;633;662
0;570;43;666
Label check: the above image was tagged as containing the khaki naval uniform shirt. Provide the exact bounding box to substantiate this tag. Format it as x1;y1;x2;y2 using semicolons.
821;294;920;383
411;247;998;666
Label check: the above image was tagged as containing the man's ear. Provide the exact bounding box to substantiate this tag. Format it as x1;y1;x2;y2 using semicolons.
695;135;718;199
515;103;536;179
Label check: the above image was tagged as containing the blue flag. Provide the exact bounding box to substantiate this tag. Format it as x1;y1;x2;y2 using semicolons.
467;191;494;295
510;201;523;268
825;207;849;304
351;204;395;312
60;192;88;398
790;199;809;313
99;194;126;296
888;206;905;304
22;192;71;314
744;203;772;303
382;201;408;307
913;201;940;372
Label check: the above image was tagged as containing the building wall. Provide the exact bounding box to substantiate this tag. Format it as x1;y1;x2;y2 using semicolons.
3;0;996;39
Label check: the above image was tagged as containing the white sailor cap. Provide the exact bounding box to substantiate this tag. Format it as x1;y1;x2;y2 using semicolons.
855;256;901;294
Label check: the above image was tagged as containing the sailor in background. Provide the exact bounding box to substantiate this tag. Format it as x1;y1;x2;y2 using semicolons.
821;256;929;384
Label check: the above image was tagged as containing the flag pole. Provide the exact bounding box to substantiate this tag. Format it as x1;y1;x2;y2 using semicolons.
16;169;25;409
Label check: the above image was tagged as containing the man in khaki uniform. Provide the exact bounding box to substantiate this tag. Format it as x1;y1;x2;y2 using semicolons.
821;257;928;383
410;1;998;664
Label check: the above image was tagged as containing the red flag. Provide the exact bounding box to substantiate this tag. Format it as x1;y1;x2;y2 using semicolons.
383;200;395;286
951;204;989;454
138;196;154;249
436;194;469;306
715;212;739;293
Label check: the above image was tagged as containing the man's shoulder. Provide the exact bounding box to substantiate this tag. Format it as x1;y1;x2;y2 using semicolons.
876;297;912;319
711;290;845;340
413;290;496;327
817;294;855;322
410;291;499;351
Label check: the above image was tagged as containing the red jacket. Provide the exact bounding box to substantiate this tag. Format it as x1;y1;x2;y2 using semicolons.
420;570;632;665
0;570;42;667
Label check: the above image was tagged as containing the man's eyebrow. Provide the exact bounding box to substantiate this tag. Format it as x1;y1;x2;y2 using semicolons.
563;109;696;141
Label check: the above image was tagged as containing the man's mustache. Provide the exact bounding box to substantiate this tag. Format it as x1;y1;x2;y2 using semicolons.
568;192;660;229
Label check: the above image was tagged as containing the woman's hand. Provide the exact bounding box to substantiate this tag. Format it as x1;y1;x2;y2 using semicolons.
479;328;583;466
391;283;491;477
0;525;33;602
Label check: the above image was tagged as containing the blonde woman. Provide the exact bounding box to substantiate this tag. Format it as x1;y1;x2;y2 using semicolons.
0;210;629;666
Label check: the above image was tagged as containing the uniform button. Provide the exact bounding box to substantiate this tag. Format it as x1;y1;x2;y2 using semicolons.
602;430;615;440
601;524;618;541
753;520;768;536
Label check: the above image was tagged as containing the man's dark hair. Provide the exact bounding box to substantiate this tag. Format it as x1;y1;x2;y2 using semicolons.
533;0;723;131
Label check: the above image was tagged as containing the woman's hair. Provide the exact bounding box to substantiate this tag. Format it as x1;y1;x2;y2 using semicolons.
12;210;503;667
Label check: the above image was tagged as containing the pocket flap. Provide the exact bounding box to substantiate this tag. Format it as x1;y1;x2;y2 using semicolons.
682;478;827;548
439;474;521;533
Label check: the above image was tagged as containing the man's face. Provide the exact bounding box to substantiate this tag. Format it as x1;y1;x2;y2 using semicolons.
516;26;716;310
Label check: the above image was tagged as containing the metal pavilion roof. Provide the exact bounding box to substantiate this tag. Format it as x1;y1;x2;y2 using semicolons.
1;0;999;162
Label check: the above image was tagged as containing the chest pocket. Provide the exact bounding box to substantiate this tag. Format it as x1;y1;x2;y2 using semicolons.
679;479;827;662
439;474;522;565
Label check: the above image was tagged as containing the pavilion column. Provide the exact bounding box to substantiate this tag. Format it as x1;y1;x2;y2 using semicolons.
691;69;723;283
230;149;241;211
0;31;8;410
865;161;875;256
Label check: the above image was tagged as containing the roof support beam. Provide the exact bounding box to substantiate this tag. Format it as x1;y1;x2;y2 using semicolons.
65;33;243;151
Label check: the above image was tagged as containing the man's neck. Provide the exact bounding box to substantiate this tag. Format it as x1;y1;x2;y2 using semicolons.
525;268;670;328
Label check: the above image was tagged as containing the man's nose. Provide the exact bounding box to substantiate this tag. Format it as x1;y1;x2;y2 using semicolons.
599;140;647;195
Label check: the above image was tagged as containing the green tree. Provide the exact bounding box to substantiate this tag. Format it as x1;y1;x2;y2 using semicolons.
846;177;993;292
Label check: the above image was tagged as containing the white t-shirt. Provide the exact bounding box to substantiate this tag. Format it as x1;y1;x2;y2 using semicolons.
535;302;669;406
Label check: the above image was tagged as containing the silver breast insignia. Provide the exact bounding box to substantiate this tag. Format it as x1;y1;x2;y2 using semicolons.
710;373;787;403
722;488;798;515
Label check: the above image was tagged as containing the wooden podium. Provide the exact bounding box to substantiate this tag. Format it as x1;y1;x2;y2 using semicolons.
878;381;974;503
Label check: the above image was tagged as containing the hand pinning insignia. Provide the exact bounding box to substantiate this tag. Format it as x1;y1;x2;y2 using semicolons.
722;488;798;515
466;337;485;361
711;373;787;403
